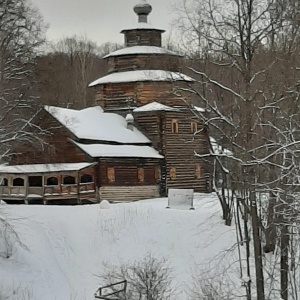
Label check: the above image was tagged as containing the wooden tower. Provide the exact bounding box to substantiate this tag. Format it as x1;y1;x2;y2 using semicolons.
89;0;211;194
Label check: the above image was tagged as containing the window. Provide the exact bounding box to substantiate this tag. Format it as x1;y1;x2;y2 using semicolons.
170;167;176;180
191;122;198;134
13;177;24;187
171;119;179;133
137;168;144;182
107;167;115;183
29;176;43;187
0;178;8;186
80;174;93;183
63;176;76;185
155;166;161;182
195;164;201;179
47;177;58;186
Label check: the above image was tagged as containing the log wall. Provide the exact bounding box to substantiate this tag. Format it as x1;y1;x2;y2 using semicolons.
123;30;162;47
94;81;196;111
99;185;160;201
107;54;182;74
11;110;90;165
134;110;211;193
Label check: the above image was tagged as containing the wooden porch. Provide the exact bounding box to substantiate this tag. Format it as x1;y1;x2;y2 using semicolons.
0;163;98;205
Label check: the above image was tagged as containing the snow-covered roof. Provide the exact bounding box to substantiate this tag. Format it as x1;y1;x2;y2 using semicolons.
133;101;180;113
89;70;194;87
45;106;150;144
73;141;163;159
104;46;180;58
0;162;95;174
121;22;164;32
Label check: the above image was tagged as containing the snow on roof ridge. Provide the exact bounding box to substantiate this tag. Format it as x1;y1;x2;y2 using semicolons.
89;70;194;87
133;101;180;112
103;46;181;58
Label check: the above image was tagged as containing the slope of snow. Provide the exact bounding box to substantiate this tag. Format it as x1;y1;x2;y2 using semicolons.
104;46;180;58
89;70;194;87
45;106;150;144
72;141;163;159
0;194;239;300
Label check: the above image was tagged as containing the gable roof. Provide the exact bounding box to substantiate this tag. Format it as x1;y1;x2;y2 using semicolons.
44;106;150;144
89;70;194;87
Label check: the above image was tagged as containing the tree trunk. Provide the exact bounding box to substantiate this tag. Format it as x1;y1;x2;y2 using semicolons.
280;223;289;300
250;191;265;300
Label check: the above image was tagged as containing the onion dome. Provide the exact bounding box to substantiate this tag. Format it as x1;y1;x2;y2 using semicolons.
134;0;152;23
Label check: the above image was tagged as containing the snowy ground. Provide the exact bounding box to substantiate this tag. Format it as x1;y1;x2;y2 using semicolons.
0;193;240;299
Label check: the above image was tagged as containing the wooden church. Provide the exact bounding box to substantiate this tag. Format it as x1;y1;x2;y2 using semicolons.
0;0;211;204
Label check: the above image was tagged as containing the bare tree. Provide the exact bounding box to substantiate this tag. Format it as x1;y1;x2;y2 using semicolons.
0;0;46;162
98;254;175;300
174;0;300;299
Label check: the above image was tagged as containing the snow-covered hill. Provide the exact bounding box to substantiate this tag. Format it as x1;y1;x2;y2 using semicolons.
0;194;239;299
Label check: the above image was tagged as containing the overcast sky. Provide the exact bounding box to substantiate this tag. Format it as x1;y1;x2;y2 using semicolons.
30;0;180;45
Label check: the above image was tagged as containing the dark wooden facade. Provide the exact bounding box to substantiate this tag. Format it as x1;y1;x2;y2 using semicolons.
98;158;161;201
1;108;162;203
122;29;163;47
134;110;211;192
107;54;182;74
95;81;196;112
90;1;212;194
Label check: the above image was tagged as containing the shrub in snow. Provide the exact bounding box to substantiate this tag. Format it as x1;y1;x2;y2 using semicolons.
0;216;26;259
100;200;110;209
98;254;175;300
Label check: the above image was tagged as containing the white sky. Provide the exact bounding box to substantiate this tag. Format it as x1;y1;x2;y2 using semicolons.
30;0;180;45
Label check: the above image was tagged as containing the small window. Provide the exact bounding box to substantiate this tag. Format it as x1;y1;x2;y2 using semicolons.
155;166;161;182
47;177;58;186
137;168;144;182
195;164;201;179
63;176;76;185
170;167;176;180
171;119;179;133
29;176;43;187
80;174;93;183
0;178;8;186
191;122;198;134
107;167;115;182
13;177;24;187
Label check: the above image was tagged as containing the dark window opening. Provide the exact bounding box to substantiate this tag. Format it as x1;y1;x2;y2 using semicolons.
0;178;8;186
107;167;115;183
137;168;144;182
171;119;179;133
195;164;201;179
47;177;58;186
191;122;198;134
29;176;43;187
80;174;93;183
63;176;76;185
13;177;24;187
170;167;176;180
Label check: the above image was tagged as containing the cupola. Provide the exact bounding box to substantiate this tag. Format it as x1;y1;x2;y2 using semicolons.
121;0;164;47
